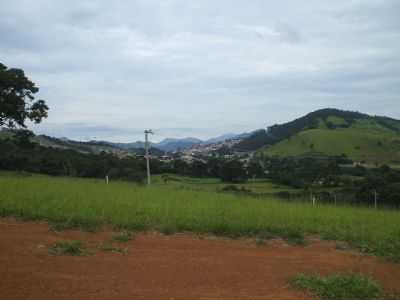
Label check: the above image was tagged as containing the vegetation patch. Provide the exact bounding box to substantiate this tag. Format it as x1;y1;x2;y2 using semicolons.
112;231;134;243
219;185;252;194
49;240;89;256
255;238;268;247
335;241;351;251
291;273;382;300
49;220;99;232
99;242;127;254
284;231;306;246
256;231;275;241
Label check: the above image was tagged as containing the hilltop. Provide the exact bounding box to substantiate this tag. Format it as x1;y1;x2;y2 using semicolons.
235;108;400;164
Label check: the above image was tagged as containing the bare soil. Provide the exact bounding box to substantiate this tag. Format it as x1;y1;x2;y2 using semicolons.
0;218;399;300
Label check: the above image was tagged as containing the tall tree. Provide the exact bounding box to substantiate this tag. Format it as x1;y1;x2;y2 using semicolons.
0;62;48;129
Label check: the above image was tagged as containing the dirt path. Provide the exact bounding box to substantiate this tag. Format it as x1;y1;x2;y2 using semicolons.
0;219;399;300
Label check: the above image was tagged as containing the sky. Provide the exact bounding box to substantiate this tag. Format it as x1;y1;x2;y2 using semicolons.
1;0;399;142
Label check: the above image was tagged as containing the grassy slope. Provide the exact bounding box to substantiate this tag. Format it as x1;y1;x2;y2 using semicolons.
263;119;400;163
0;173;399;261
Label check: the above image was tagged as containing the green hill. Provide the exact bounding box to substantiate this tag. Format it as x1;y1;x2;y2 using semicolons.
235;109;400;164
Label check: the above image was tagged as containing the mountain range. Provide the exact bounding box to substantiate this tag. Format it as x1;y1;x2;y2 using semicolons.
0;130;245;155
102;133;241;152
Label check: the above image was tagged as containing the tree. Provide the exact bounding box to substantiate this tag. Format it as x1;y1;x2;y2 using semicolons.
14;129;35;148
247;160;264;179
0;62;48;129
219;159;248;183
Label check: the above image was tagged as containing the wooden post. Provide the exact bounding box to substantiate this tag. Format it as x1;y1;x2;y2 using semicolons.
374;190;377;209
105;175;109;185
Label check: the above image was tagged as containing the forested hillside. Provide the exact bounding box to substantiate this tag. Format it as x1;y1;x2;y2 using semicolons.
235;109;400;164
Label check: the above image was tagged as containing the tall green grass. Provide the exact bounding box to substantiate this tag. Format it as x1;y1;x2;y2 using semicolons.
0;173;399;261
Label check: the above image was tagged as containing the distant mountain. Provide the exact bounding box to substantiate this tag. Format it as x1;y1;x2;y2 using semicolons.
155;133;251;151
1;127;250;154
34;135;134;155
202;133;238;144
22;134;163;156
235;108;400;164
155;137;203;152
104;141;146;150
106;134;246;152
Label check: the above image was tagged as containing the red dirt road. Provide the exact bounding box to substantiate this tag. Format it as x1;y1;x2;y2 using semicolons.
0;219;399;300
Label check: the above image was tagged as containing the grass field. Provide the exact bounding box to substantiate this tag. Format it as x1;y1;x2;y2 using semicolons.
151;174;297;194
0;172;400;261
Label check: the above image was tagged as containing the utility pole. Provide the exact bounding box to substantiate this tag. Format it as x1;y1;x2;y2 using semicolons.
144;129;153;185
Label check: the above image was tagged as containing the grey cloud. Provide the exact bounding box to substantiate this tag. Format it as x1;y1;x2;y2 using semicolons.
1;0;399;141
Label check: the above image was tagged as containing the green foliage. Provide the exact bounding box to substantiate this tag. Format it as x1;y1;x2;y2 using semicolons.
49;240;89;256
265;156;343;189
291;273;382;300
218;159;248;183
171;157;249;183
13;129;35;148
0;139;146;182
1;173;400;261
0;62;48;129
284;231;306;246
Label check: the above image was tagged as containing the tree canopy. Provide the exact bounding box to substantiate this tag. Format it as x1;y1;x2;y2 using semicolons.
0;62;48;129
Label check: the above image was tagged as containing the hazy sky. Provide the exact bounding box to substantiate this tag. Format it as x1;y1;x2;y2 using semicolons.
1;0;399;142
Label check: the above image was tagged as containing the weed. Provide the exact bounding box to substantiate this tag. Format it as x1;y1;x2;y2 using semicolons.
99;242;127;254
49;221;77;232
257;231;275;240
49;240;89;256
255;238;267;247
49;220;98;232
335;242;351;251
160;226;177;236
291;273;382;300
284;231;306;246
112;231;134;243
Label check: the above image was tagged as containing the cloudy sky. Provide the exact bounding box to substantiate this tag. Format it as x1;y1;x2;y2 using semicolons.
1;0;399;142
